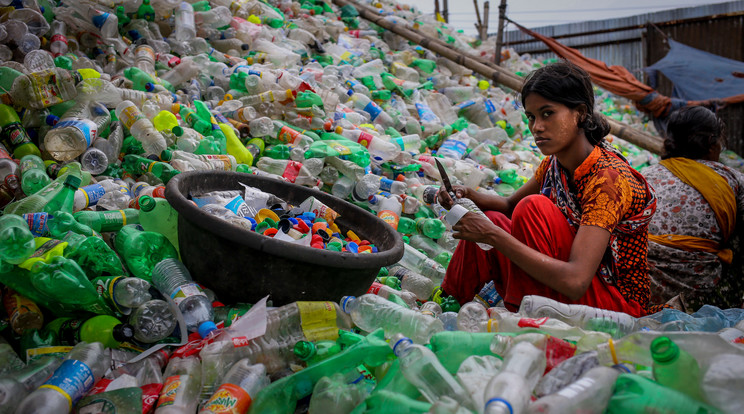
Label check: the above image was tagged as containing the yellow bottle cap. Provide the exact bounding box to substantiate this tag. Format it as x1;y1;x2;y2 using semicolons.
77;68;101;79
255;208;280;224
247;14;261;24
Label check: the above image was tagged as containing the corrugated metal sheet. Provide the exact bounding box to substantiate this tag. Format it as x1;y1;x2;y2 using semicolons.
496;1;744;155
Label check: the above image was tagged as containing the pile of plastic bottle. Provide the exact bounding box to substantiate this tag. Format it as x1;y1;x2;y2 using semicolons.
1;0;743;412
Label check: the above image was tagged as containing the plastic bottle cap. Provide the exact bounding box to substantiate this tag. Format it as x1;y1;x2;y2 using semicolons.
113;323;135;342
139;195;156;212
485;398;513;414
64;175;82;189
198;321;218;339
392;336;413;356
340;295;355;313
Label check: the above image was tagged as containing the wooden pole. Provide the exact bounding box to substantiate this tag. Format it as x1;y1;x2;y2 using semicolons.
443;0;448;23
494;0;507;64
483;2;490;41
330;0;664;154
473;0;483;40
434;0;440;21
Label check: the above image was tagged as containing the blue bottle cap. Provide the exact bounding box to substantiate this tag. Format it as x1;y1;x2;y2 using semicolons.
346;242;358;253
198;321;217;339
145;82;155;92
245;217;257;231
288;217;299;225
46;114;59;126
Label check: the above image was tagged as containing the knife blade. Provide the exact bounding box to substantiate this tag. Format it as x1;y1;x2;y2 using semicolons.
435;158;457;201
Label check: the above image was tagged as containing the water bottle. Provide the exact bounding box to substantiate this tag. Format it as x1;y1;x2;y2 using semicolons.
43;101;111;161
0;68;80;110
399;243;447;284
341;294;443;344
0;356;62;414
483;341;547;414
151;258;217;338
155;356;201;414
391;333;476;410
116;100;167;156
129;299;178;343
443;199;493;251
387;265;435;302
0;336;25;376
200;359;269;414
527;366;622;414
457;301;489;332
15;342;110;414
0;214;36;264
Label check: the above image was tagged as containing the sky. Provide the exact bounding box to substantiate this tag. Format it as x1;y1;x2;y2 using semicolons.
400;0;734;36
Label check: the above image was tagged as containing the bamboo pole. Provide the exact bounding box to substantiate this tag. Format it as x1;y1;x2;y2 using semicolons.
331;0;664;154
494;0;507;62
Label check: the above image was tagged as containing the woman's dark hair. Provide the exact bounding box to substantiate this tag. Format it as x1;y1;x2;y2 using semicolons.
521;61;610;145
662;106;726;160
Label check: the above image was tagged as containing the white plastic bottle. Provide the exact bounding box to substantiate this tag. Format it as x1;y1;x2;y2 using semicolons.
519;295;638;337
483;341;547;414
174;2;196;42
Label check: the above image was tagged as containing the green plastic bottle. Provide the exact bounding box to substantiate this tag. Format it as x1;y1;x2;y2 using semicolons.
64;233;125;277
41;174;81;214
121;154;180;183
294;340;342;366
0;214;36;264
607;374;721;414
46;315;134;349
4;164;82;216
19;155;51;195
138;195;179;255
651;336;707;402
47;211;97;238
73;208;140;233
0;104;41;159
114;224;178;282
29;255;113;315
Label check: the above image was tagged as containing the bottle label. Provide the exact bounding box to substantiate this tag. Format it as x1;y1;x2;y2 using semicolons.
224;195;251;217
282;161;302;183
28;71;65;107
484;99;497;114
78;183;107;208
170;282;206;305
57;318;84;345
26;345;73;363
119;105;145;130
89;378;112;395
135;45;155;63
297;301;340;342
2;288;42;334
40;359;95;409
415;103;439;123
259;90;274;103
2;123;32;147
362;101;382;121
454;100;476;110
277;126;300;144
91;12;111;29
378;177;395;192
156;375;185;408
92;276;130;315
330;142;352;156
142;382;164;413
439;138;467;158
23;212;50;237
378;210;399;230
517;317;549;328
55;118;98;147
355;131;375;148
201;383;252;414
51;34;68;45
199;154;233;171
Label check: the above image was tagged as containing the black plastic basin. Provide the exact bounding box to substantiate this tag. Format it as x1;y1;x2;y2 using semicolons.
165;171;404;306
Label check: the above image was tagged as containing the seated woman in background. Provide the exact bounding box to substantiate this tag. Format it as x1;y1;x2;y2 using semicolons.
643;106;744;312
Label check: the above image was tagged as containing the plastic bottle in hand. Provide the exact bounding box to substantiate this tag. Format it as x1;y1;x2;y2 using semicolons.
0;214;35;264
15;342;110;414
116;100;167;156
484;341;547;414
43;101;111;161
341;294;443;344
443;197;493;251
151;258;217;338
200;359;269;414
391;333;476;410
129;299;177;343
155;356;201;414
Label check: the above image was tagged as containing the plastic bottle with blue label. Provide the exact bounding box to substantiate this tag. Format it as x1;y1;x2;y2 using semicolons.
437;130;471;160
43;101;111;162
15;342;110;414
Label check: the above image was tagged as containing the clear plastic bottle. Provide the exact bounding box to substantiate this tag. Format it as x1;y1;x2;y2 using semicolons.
43;101;111;161
527;366;622;414
129;299;177;343
151;258;217;338
398;243;447;284
387;265;435;302
483;341;547;414
0;67;81;109
0;356;62;414
200;359;269;414
115;100;168;156
391;333;475;410
155;356;201;414
15;342;110;414
80;146;109;175
457;301;489;333
341;294;443;343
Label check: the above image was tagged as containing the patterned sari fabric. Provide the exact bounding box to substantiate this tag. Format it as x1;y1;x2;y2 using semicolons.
534;143;660;314
642;160;744;311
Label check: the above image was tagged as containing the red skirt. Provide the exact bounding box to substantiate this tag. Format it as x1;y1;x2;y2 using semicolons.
441;194;646;317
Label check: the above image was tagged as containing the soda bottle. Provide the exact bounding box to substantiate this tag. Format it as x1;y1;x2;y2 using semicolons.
155;356;202;414
151;258;217;338
128;299;177;343
0;68;81;110
0;214;36;264
255;158;320;187
29;256;112;315
116;100;168;156
2;162;82;215
0;356;62;414
0;104;41;159
391;333;475;409
72;179;130;212
651;336;706;402
200;359;269;414
483;341;547;414
15;342;110;414
138;194;180;254
45;315;135;349
2;287;43;334
91;275;152;313
64;233;126;277
607;374;721;414
43;101;111;161
41;174;81;214
341;294;444;344
115;225;179;282
19;154;50;195
121;154;180;183
73;208;141;233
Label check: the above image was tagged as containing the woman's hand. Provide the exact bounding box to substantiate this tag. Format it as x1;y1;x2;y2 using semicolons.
437;185;471;209
451;211;499;245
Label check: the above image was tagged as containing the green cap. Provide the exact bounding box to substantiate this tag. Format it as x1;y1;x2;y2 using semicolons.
293;341;316;361
295;91;323;109
139;195;156;212
651;336;680;363
172;126;184;137
64;175;82;189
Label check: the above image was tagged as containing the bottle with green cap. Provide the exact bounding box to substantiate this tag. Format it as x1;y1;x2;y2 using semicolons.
3;162;82;215
73;208;140;233
0;104;41;159
0;68;81;109
651;336;706;402
121;154;180;183
294;340;343;366
138;194;180;254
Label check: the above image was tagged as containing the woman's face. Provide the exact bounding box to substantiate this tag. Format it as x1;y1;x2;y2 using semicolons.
523;93;585;157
